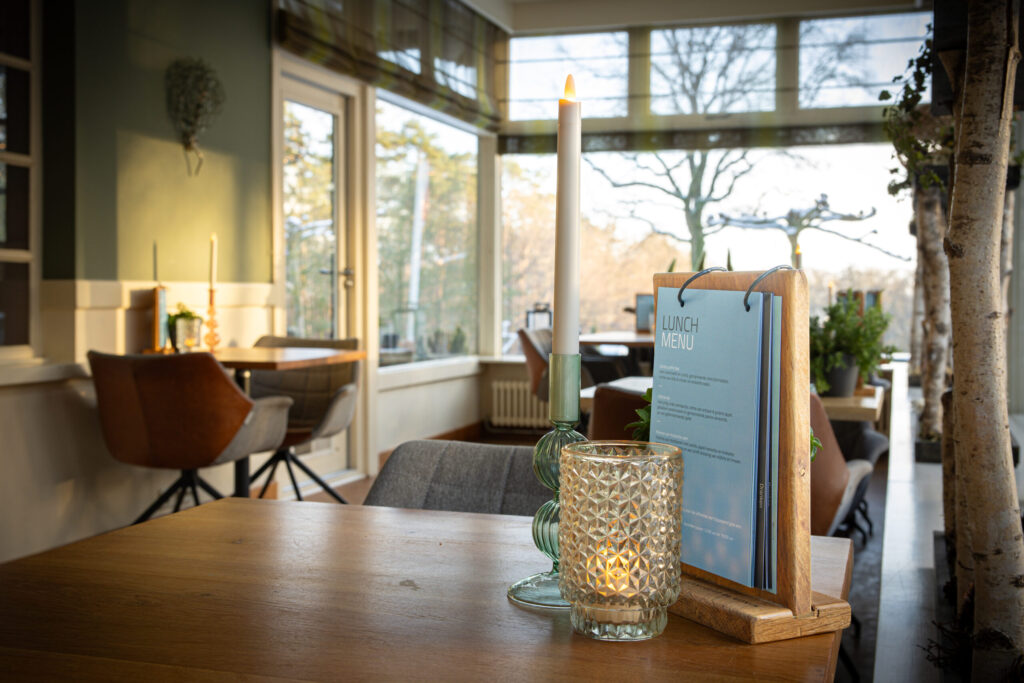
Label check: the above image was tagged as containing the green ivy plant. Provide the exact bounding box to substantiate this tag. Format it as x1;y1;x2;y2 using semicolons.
625;387;822;461
810;293;897;393
167;303;201;347
879;26;953;197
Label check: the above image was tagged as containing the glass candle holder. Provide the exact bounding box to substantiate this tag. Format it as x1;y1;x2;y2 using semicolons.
559;441;683;641
175;317;202;352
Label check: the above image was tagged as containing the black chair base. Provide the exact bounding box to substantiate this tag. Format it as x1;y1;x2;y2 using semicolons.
250;448;348;504
134;469;223;525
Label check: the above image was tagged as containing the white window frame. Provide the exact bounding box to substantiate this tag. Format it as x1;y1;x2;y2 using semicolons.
0;0;41;363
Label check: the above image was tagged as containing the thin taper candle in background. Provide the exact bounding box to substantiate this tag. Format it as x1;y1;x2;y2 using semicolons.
553;75;580;355
209;233;218;289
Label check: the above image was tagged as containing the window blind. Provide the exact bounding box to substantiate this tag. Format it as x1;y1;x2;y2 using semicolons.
277;0;507;132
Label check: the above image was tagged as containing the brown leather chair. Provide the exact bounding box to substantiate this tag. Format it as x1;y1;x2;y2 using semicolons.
88;351;293;524
247;336;361;503
588;384;649;440
517;327;623;402
810;393;873;538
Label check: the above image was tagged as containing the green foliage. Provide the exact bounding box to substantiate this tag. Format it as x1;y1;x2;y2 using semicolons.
810;293;897;392
376;103;478;360
879;27;953;197
810;427;822;462
625;388;654;441
167;303;201;346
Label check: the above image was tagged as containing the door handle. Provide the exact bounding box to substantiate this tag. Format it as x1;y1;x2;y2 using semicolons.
340;267;355;288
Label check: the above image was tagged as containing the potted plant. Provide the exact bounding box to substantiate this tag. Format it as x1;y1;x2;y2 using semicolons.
167;303;202;351
809;294;896;397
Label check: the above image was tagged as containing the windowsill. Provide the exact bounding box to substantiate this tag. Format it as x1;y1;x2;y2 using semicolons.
0;359;88;387
377;355;482;391
478;355;526;365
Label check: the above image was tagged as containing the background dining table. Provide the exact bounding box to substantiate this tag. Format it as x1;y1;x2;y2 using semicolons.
210;346;367;496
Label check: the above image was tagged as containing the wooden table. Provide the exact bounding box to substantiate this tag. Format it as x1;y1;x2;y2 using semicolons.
580;330;655;347
0;499;851;681
819;385;884;422
580;375;652;412
211;346;367;496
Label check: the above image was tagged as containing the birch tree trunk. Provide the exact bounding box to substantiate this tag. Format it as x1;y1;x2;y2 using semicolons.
941;389;957;571
944;1;1024;675
1001;189;1016;336
917;184;951;439
910;239;926;378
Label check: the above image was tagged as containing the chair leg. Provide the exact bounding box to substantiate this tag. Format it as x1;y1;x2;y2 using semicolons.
288;452;348;504
187;471;201;507
172;484;188;513
250;449;284;481
194;475;224;501
133;472;189;525
857;499;874;536
283;455;303;501
257;459;281;499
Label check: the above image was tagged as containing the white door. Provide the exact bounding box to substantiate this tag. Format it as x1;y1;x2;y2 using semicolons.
281;80;351;339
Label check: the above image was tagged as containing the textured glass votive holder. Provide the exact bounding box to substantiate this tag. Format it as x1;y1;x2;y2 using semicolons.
559;441;683;641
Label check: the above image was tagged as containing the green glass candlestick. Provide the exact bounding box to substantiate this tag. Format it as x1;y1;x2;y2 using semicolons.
507;353;586;609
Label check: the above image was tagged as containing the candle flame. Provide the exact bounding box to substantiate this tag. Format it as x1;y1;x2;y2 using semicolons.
564;74;576;101
794;243;802;255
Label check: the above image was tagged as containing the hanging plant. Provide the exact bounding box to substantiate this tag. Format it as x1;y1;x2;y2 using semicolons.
165;58;225;176
878;28;953;196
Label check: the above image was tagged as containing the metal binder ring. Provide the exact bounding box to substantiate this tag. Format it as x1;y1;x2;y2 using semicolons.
676;267;727;308
743;265;794;311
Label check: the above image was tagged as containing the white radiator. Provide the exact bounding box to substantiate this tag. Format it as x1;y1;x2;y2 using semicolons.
490;381;549;428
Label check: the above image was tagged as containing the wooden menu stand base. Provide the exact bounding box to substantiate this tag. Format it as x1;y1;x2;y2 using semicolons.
669;536;852;644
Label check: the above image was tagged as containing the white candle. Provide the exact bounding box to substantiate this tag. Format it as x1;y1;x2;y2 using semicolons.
209;233;218;289
553;75;580;355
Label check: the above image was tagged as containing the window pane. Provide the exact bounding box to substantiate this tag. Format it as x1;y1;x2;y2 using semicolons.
0;0;30;60
0;163;29;249
283;101;337;340
651;24;776;116
376;99;478;366
503;144;915;353
0;67;30;155
509;32;628;120
0;262;29;346
799;12;930;109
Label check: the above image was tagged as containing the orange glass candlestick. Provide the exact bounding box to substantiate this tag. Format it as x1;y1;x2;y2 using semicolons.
204;288;221;351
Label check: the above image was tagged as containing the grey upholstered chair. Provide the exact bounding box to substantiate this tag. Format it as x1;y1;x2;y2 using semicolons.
88;351;293;524
363;440;551;516
248;336;361;503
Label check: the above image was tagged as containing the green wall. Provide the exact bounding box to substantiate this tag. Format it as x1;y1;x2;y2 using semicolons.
70;0;271;282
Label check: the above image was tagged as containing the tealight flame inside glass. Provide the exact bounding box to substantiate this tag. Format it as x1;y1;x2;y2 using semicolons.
558;441;683;641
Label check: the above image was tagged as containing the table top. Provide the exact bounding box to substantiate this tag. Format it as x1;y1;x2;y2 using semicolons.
0;499;850;681
819;385;884;422
211;346;366;370
580;330;655;347
580;375;652;411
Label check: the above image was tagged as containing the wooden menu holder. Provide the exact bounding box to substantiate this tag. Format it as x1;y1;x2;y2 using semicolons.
652;269;850;644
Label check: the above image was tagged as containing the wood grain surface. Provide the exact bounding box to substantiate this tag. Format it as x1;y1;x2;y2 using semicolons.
819;385;884;422
211;347;366;371
653;270;813;623
0;499;847;681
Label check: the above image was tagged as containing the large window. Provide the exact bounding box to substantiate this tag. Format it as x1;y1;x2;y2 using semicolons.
376;99;478;366
508;32;629;120
502;144;915;352
650;24;776;116
799;13;930;109
0;0;35;356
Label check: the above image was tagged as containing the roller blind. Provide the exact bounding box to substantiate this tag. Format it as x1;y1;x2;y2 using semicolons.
277;0;507;131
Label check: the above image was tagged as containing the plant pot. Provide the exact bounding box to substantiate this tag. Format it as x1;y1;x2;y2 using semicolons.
822;355;858;397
